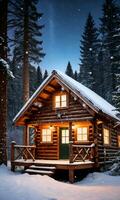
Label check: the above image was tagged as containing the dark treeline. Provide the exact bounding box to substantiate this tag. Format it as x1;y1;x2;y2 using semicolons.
65;0;120;112
0;0;48;145
1;0;120;154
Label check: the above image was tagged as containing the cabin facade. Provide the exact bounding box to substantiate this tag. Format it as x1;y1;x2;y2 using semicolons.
11;70;120;183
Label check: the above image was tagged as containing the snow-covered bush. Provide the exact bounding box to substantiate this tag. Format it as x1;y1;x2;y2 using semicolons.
108;151;120;176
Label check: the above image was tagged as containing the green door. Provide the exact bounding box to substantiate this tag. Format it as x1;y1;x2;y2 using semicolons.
59;128;69;159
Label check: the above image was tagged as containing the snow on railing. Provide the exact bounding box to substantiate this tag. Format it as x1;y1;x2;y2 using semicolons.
70;143;95;163
11;141;36;171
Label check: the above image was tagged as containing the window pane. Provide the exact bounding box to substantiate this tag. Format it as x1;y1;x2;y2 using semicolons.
42;129;51;142
103;128;110;145
62;130;65;136
42;136;46;142
83;127;87;134
66;130;69;137
66;137;69;144
118;136;120;147
61;95;66;101
47;136;51;142
61;101;67;107
83;135;87;140
77;128;82;134
62;137;66;144
77;135;82;141
56;96;60;102
56;102;60;108
77;127;88;141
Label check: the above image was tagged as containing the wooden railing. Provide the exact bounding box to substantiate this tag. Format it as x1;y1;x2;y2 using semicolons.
11;141;36;163
70;143;95;163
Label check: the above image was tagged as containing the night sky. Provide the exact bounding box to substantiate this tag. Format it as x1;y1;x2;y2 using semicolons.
39;0;119;72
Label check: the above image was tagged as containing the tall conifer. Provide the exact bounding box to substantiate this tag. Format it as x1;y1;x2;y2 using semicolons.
79;13;100;92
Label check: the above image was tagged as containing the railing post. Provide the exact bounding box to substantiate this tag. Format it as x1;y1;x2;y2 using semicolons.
11;141;16;171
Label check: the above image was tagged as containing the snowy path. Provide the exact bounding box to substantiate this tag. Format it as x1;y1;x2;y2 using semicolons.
0;165;120;200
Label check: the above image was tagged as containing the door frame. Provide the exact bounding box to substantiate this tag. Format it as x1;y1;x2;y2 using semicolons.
59;127;69;159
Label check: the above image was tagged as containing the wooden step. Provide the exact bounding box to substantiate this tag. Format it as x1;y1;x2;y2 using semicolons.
29;165;56;171
25;164;56;176
25;169;54;176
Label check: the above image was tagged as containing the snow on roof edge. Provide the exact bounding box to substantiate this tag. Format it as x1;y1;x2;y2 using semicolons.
56;70;120;121
13;69;120;124
13;73;53;123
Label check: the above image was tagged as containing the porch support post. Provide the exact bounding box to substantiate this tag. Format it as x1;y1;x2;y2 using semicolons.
93;119;99;167
23;124;29;145
11;141;16;171
69;122;73;163
69;169;74;183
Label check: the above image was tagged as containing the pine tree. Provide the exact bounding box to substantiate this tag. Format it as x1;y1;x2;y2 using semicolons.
100;0;120;103
65;61;74;78
8;0;45;103
43;69;48;80
79;13;100;92
29;65;37;96
112;74;120;111
74;70;78;81
36;66;43;87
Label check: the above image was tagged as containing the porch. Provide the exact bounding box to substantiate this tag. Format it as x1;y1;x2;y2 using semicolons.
11;141;96;183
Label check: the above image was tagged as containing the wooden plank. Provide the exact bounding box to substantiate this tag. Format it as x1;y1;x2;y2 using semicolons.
69;169;74;183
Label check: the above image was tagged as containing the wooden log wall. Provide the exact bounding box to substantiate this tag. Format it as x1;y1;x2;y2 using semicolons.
97;123;119;164
34;121;94;160
29;93;93;124
35;125;59;160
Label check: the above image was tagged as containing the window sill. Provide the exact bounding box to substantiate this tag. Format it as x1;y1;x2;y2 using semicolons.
40;142;53;145
74;141;90;145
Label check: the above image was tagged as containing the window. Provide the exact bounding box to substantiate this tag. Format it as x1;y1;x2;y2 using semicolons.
61;129;69;144
77;127;88;141
42;129;52;143
55;94;67;108
118;135;120;147
103;128;110;145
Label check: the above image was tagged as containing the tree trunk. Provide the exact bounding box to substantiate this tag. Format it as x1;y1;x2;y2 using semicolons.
0;0;8;165
23;0;30;144
23;0;29;103
0;0;8;59
0;68;7;165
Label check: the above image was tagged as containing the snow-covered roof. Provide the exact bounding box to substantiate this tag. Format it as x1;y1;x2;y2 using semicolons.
13;69;120;123
56;70;120;121
0;58;14;78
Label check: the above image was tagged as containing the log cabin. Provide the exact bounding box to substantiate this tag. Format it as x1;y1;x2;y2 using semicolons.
11;70;120;183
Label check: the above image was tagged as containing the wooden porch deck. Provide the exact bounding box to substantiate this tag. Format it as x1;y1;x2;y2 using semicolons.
11;141;96;182
11;159;94;170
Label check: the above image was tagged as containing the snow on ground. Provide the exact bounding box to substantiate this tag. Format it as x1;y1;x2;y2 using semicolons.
0;165;120;200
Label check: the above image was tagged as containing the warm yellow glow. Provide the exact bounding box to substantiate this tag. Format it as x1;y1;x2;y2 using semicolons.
61;129;69;144
55;94;67;108
77;127;88;141
118;135;120;147
103;128;110;145
42;129;51;142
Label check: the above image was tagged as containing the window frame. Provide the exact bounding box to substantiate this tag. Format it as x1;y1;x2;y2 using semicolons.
54;92;68;109
103;127;110;146
41;128;52;143
76;126;88;142
118;135;120;148
61;129;69;144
